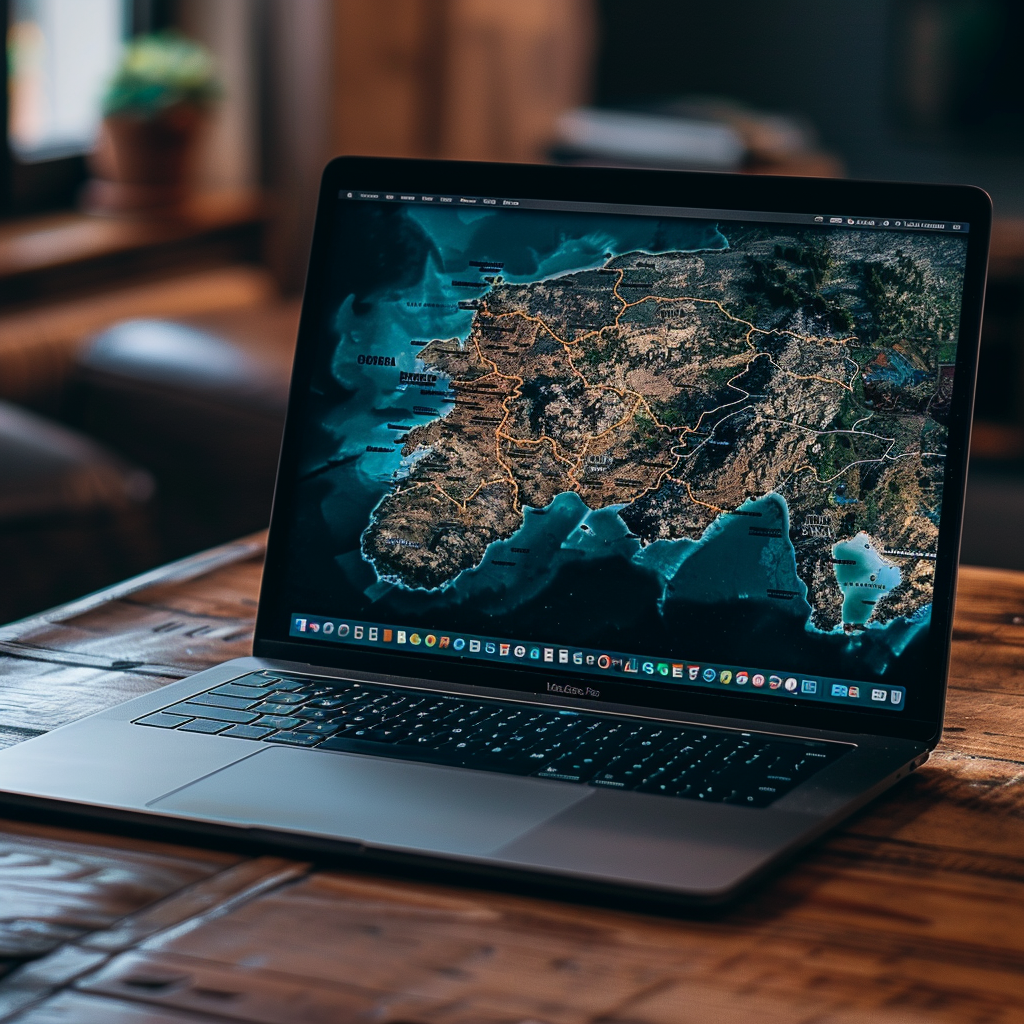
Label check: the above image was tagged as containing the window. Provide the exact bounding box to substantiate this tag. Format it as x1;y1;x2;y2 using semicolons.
7;0;125;161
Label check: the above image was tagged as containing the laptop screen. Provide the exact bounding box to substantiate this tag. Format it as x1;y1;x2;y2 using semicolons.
268;180;973;720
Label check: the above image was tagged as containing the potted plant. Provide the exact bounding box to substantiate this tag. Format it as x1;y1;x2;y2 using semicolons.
85;31;221;215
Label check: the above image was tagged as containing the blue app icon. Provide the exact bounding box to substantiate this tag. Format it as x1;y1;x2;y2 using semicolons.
453;638;465;651
702;667;717;682
831;683;848;697
485;642;496;654
801;679;817;694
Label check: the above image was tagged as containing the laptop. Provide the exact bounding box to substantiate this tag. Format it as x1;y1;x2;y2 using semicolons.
0;157;991;906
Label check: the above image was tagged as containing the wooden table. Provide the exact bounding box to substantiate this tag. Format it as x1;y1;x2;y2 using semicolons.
1;534;1023;1024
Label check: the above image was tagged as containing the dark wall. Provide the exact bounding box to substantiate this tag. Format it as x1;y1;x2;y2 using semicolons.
594;0;1024;214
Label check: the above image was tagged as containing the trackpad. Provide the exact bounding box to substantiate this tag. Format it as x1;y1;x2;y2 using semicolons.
151;747;591;857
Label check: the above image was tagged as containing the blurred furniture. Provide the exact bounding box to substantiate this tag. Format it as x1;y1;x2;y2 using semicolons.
1;533;1024;1020
332;0;595;164
68;304;299;560
0;189;280;620
0;189;273;412
0;402;154;624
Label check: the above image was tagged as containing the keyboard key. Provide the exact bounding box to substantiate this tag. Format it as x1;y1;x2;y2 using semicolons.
263;679;305;692
179;719;231;734
294;708;342;722
190;693;259;711
297;722;341;736
136;712;193;729
211;684;272;700
254;702;305;715
266;731;321;747
256;714;302;730
167;703;258;724
264;692;305;705
221;724;276;740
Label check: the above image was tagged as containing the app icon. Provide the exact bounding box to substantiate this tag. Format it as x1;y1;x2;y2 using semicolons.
383;629;393;642
688;665;700;681
424;634;437;647
499;643;510;656
752;673;765;687
598;654;612;669
438;636;450;649
769;675;782;689
323;622;335;635
672;664;683;678
573;651;583;664
657;663;670;676
453;638;465;651
784;677;798;692
338;624;350;637
702;667;716;682
396;630;406;644
309;622;320;633
625;658;639;673
543;648;554;662
831;683;848;697
559;650;569;664
294;618;306;632
469;639;480;652
529;647;540;659
485;641;496;654
642;662;654;674
353;626;363;639
410;633;421;645
736;671;748;685
801;679;817;694
513;645;526;658
847;685;860;698
719;670;732;684
891;690;903;704
871;688;886;702
586;655;595;666
368;627;378;641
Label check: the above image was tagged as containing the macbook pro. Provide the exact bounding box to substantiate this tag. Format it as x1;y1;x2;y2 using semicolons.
0;157;991;905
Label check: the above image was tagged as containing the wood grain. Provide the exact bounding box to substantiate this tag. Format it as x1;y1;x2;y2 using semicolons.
1;539;1023;1023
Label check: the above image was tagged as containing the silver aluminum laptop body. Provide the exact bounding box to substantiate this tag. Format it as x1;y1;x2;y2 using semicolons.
0;159;990;905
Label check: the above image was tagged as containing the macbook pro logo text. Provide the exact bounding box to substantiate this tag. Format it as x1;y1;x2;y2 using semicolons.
546;681;601;699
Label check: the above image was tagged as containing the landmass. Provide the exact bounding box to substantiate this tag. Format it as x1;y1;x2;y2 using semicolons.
360;226;965;631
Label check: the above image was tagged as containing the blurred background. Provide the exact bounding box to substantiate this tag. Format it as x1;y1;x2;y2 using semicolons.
1;0;1023;623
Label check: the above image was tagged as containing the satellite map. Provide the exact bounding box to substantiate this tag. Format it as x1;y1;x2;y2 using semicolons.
286;199;968;685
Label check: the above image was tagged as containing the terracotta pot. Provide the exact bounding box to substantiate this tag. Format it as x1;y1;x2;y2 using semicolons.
84;104;207;215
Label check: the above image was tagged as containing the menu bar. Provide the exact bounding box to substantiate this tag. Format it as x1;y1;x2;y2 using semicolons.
290;613;906;712
340;189;969;234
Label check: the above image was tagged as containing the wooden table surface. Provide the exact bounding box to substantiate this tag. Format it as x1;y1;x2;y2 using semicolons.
0;533;1023;1024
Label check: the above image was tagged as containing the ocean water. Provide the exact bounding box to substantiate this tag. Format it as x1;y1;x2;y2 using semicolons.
833;532;902;626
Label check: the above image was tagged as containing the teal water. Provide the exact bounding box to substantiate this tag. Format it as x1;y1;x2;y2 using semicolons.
832;532;902;625
655;492;811;616
371;488;812;624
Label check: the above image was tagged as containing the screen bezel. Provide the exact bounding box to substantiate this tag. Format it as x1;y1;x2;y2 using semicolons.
254;155;991;747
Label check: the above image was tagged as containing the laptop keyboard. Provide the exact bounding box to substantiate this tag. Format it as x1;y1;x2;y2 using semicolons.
135;671;849;807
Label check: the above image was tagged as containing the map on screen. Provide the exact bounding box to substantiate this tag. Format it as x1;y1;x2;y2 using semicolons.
287;199;968;685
